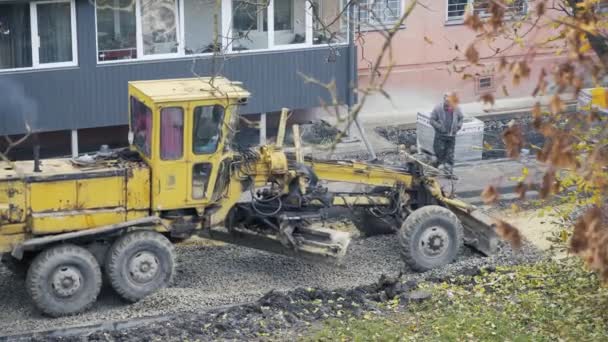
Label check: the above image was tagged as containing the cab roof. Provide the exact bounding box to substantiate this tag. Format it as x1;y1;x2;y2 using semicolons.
128;77;251;103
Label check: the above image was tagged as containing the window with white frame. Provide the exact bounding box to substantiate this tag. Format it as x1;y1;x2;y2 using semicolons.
231;0;309;50
95;0;348;61
96;0;224;61
0;0;77;71
358;0;401;27
312;0;347;44
183;0;222;54
446;0;527;22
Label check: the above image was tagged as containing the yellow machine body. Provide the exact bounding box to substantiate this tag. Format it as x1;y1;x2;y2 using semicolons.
0;160;151;252
0;77;251;253
0;77;496;258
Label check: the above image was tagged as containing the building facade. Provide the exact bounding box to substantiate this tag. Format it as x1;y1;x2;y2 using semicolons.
355;0;565;117
0;0;355;153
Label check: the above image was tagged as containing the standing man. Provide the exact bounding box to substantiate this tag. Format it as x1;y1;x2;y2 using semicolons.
430;92;464;173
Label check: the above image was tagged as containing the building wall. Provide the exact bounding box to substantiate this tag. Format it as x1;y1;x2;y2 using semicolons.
355;1;564;113
0;0;354;136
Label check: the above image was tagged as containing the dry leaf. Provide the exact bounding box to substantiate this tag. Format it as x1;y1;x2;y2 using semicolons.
481;185;500;204
532;102;542;119
539;170;558;199
465;44;480;64
536;0;546;16
537;122;558;137
488;1;505;31
501;124;524;158
498;57;508;72
570;208;599;253
587;110;601;123
495;220;522;250
480;93;495;105
502;85;509;96
515;181;527;200
424;36;433;44
532;68;548;97
464;13;484;32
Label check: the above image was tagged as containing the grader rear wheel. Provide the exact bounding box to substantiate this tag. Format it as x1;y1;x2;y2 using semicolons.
26;244;102;317
398;205;463;272
105;231;175;302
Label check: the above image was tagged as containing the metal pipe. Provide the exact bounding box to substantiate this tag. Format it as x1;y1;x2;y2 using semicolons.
32;133;41;173
354;117;377;160
71;129;78;158
259;113;267;145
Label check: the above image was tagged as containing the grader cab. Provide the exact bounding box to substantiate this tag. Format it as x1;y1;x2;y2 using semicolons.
0;77;498;317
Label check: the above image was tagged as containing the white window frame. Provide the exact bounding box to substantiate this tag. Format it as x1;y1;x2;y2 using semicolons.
225;0;315;53
0;0;78;73
95;0;348;64
357;0;403;29
445;0;528;23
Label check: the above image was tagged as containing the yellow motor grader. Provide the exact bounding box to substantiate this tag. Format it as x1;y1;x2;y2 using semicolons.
0;77;498;317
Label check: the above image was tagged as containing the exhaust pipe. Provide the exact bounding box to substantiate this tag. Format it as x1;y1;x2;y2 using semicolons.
32;133;41;173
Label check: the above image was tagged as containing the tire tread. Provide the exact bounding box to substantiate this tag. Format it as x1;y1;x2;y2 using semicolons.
398;205;464;272
26;244;101;317
105;230;175;302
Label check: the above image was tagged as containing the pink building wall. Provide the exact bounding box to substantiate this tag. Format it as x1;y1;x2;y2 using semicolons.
356;2;564;109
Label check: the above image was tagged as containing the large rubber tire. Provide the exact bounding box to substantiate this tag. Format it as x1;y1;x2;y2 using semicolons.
398;205;463;272
26;245;102;317
105;231;175;302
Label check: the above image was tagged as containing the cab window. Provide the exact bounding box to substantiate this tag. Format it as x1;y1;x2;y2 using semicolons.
131;96;152;157
193;105;224;154
160;107;184;160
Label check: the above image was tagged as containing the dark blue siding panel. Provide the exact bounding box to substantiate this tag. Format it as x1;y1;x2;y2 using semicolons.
0;0;353;135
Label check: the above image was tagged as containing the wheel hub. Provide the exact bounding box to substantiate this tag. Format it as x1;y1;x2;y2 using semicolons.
129;251;159;283
51;266;82;297
419;226;450;258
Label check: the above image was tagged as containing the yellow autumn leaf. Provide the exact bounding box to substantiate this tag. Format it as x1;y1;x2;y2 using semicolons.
580;42;591;54
580;23;597;34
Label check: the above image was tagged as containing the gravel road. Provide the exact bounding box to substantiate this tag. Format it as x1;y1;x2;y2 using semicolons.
0;225;541;338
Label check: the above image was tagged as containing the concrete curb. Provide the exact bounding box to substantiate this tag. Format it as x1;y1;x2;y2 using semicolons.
362;100;578;130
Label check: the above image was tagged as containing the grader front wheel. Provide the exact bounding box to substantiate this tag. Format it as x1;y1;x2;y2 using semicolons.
398;205;464;272
26;245;102;317
105;231;175;302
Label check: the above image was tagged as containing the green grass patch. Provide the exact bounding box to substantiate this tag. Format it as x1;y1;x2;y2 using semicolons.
304;259;608;341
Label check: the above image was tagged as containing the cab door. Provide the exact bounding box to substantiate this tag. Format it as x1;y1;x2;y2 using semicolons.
151;103;189;211
185;101;230;205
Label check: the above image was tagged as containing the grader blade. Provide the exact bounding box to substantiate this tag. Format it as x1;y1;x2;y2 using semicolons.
204;225;352;264
444;202;499;256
